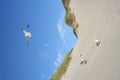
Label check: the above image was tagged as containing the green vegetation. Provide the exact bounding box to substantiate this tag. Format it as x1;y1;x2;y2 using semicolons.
76;23;79;28
62;0;79;39
65;11;76;27
62;0;70;11
73;23;79;38
73;29;78;39
50;48;73;80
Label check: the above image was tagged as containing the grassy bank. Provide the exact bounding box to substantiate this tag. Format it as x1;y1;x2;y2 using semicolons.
62;0;78;38
50;48;73;80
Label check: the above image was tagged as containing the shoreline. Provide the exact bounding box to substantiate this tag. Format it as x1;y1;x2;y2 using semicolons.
50;0;78;79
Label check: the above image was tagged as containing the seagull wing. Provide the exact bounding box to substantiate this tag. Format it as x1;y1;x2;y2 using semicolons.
21;28;27;35
27;24;30;28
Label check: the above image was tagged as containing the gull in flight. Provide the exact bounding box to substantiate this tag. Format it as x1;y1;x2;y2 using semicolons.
21;28;31;44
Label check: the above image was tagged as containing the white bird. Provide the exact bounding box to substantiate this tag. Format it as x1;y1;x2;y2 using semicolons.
94;39;100;46
21;28;31;44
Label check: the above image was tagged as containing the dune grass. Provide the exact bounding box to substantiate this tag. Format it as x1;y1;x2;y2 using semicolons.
62;0;79;39
73;23;79;38
65;11;76;27
62;0;76;28
50;48;73;80
62;0;70;11
73;29;78;39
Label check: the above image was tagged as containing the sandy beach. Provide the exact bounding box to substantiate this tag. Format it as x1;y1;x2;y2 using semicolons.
61;0;120;80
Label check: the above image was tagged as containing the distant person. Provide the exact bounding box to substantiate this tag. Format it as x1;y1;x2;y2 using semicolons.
80;58;87;65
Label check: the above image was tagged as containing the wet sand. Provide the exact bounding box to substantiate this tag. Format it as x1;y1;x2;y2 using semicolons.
61;0;120;80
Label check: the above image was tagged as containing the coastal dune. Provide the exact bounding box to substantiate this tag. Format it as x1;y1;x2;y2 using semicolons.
61;0;120;80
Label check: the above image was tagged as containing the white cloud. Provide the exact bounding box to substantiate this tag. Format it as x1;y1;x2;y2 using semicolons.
39;50;50;63
54;11;66;67
41;75;47;79
57;12;66;45
54;53;63;67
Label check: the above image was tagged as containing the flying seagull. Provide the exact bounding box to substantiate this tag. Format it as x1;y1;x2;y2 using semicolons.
27;24;30;28
21;28;31;44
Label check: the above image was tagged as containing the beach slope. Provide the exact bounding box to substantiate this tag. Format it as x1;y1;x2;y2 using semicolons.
61;0;120;80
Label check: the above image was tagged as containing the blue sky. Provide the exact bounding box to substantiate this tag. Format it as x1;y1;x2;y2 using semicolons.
0;0;76;80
